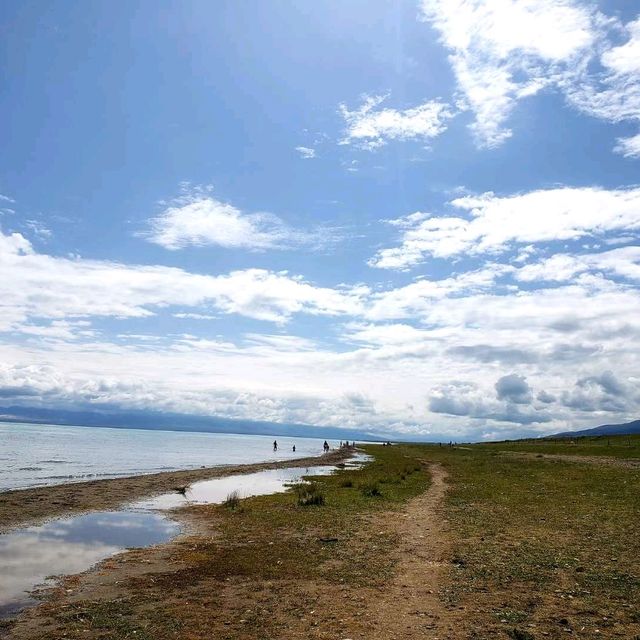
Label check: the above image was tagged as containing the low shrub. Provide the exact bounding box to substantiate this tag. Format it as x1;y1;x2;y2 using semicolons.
294;482;325;506
223;490;241;510
360;481;382;497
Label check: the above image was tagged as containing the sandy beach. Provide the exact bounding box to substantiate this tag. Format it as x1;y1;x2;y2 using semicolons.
0;448;352;533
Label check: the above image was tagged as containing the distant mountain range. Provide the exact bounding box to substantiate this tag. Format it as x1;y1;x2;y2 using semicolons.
553;418;640;438
0;404;386;442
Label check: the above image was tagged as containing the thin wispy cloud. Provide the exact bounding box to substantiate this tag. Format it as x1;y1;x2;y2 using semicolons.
295;146;316;159
420;0;640;152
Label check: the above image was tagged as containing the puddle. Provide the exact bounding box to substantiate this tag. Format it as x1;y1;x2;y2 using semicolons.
133;465;339;510
133;452;371;511
0;453;370;618
0;511;179;618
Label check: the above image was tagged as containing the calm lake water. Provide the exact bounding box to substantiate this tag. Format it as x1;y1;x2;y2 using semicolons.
0;421;338;491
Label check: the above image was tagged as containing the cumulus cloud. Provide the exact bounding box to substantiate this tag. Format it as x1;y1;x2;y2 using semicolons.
429;378;551;425
537;390;557;404
339;95;454;149
370;186;640;267
561;371;640;413
144;188;329;251
3;212;640;436
495;373;533;404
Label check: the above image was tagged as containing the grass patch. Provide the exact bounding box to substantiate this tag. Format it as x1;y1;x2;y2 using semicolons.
54;599;182;639
141;444;430;595
293;481;326;506
359;480;382;497
401;441;640;638
479;432;640;459
222;489;240;510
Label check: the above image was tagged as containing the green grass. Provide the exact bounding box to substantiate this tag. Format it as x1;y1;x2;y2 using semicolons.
359;480;382;497
54;600;182;639
404;441;640;638
26;438;640;639
478;432;640;458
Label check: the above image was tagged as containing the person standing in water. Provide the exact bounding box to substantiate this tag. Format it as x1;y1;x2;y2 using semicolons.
273;440;278;452
292;444;296;452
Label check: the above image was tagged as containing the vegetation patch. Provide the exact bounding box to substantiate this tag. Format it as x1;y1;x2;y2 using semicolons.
293;481;326;506
359;480;382;497
222;489;240;510
402;439;640;638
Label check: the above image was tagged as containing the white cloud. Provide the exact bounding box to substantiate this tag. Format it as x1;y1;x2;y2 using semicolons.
3;221;640;436
339;94;453;149
420;1;640;154
366;264;510;319
421;0;599;147
561;370;640;413
173;312;218;320
601;18;640;75
145;189;319;251
0;229;367;328
370;186;640;267
614;133;640;159
563;16;640;127
516;246;640;283
295;146;316;159
25;220;52;240
3;260;640;436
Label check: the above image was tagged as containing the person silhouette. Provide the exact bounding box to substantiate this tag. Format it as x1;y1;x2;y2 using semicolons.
273;440;278;452
292;444;296;452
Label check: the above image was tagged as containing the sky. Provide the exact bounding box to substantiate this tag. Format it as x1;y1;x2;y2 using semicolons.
1;0;639;441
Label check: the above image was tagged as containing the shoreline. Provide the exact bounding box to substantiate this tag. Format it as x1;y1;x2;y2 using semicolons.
0;448;354;533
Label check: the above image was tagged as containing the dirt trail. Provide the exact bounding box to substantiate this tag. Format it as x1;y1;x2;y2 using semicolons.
367;462;460;639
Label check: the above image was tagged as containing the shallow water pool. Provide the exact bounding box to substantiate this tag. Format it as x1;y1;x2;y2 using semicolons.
0;511;179;617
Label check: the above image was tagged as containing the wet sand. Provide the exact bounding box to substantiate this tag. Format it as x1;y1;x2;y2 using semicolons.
0;449;353;533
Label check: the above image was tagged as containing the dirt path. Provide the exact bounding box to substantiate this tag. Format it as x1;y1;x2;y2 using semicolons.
367;462;459;639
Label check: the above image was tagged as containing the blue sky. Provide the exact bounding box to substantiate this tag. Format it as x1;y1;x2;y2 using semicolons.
1;0;639;440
